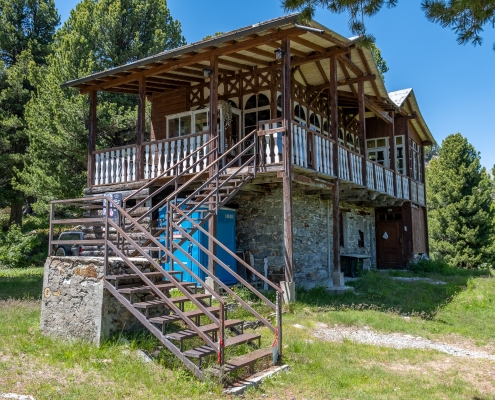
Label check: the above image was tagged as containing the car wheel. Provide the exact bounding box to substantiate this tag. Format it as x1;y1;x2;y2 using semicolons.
55;247;66;256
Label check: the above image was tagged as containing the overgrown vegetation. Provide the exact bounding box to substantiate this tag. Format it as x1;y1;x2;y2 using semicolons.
2;269;495;398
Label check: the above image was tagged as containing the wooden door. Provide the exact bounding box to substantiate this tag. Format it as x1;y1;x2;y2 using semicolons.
376;220;404;269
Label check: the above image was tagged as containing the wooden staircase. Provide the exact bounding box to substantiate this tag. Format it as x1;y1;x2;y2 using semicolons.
49;128;284;381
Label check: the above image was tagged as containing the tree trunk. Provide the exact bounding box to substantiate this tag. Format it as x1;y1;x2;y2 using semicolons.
9;195;23;227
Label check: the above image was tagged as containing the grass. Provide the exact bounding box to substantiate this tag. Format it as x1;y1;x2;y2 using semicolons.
1;267;495;399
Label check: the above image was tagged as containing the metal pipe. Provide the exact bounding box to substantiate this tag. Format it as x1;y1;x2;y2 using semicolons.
294;23;325;34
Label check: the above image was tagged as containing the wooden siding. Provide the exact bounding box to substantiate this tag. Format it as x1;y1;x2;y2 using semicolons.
412;205;427;254
151;89;188;140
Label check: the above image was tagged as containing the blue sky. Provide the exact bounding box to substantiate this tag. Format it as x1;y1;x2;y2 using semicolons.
55;1;495;169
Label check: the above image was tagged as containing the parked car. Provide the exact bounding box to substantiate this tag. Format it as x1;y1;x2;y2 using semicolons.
53;231;84;256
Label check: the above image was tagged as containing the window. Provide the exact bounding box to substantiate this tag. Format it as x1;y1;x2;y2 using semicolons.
409;138;423;181
323;119;329;136
395;136;405;174
244;93;271;136
346;132;355;152
366;137;389;167
338;128;345;146
357;216;365;248
309;112;321;133
294;103;307;125
168;114;192;137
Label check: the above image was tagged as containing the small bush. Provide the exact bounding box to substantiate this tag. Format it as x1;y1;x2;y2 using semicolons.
0;224;43;269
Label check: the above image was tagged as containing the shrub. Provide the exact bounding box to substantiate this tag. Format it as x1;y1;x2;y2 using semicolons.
0;224;43;269
409;258;490;277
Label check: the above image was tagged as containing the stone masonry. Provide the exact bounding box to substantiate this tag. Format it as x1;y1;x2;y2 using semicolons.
40;256;159;345
231;186;375;286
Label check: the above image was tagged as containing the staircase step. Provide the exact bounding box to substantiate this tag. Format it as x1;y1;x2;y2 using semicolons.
166;319;243;341
133;293;212;310
183;333;262;359
149;306;221;325
117;281;196;295
209;348;273;376
105;270;184;281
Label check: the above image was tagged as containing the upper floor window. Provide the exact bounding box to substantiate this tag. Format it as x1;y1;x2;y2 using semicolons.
309;112;321;133
395;136;405;175
366;137;389;168
409;138;423;181
244;93;270;136
323;119;329;136
294;103;307;125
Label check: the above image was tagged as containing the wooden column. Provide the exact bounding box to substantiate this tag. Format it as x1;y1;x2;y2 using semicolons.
329;56;340;275
87;90;97;188
208;55;219;276
137;76;146;180
389;111;397;195
358;81;367;187
281;38;294;283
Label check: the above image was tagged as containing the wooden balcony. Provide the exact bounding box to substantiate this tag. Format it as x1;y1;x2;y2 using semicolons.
89;122;426;206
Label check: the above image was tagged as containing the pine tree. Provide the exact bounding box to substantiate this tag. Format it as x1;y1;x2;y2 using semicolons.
16;0;186;204
426;133;494;268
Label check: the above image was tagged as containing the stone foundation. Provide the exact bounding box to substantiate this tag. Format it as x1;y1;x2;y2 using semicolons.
231;186;376;286
40;256;154;345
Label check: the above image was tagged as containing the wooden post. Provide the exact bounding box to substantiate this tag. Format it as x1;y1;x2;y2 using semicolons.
281;38;294;284
137;76;146;180
358;81;367;187
208;55;219;279
329;55;341;279
87;90;97;188
389;111;397;196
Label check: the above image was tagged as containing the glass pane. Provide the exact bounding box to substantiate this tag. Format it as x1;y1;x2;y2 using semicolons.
179;115;192;136
367;140;375;148
377;150;385;164
377;138;386;147
396;136;403;145
257;93;270;108
258;109;270;123
245;95;257;110
277;95;282;108
169;117;180;137
368;151;377;161
396;147;403;158
195;112;208;132
323;120;329;135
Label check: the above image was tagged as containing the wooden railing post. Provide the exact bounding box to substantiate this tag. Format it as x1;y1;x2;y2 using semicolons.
137;76;146;180
48;202;54;256
358;81;367;187
87;90;97;188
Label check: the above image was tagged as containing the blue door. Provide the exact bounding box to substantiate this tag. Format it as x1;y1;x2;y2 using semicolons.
159;205;237;286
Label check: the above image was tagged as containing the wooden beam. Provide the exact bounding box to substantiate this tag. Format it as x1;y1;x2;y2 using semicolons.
87;90;97;188
79;27;303;94
337;58;357;97
226;52;269;66
137;76;146;180
156;71;204;83
358;81;367;187
281;37;294;284
338;74;375;87
364;97;393;124
217;57;247;71
337;54;363;77
291;35;327;53
243;46;275;59
329;56;339;145
294;66;309;87
389;111;397;195
264;40;306;57
291;46;348;67
332;181;341;275
316;60;329;84
357;48;382;101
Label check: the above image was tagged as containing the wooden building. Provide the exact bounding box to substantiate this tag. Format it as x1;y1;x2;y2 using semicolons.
43;14;434;379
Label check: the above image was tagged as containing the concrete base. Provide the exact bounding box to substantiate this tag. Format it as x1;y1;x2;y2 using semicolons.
333;272;345;286
224;365;290;396
205;276;219;296
280;281;296;304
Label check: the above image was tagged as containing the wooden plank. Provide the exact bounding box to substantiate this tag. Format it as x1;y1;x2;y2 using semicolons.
137;76;146;179
87;90;97;188
291;35;326;53
291;46;348;67
226;52;269;66
364;97;393;124
337;54;363;77
358;81;367;187
281;37;294;284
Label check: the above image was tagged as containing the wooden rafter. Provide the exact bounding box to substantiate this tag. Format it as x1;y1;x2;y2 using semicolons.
357;48;382;101
291;47;348;67
337;54;363;77
263;40;306;57
364;97;393;124
290;35;327;53
337;58;357;97
78;27;302;94
226;52;269;66
316;61;329;84
294;66;309;87
242;46;275;59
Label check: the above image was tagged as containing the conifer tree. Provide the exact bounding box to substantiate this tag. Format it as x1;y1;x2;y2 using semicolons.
16;0;186;204
426;133;494;268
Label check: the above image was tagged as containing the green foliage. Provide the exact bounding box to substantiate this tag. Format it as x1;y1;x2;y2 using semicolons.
369;42;388;80
16;0;186;203
0;224;42;269
283;0;495;51
426;133;494;268
0;0;60;66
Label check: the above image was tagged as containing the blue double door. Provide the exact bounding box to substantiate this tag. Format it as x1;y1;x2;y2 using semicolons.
158;205;237;286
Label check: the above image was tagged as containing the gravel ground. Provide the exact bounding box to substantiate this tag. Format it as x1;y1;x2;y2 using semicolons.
313;324;495;360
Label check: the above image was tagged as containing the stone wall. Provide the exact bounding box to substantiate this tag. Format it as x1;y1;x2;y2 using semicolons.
40;256;154;345
231;187;376;286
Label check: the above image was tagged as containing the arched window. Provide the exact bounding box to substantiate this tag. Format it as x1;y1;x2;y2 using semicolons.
294;103;307;125
244;93;270;136
323;119;329;136
309;112;321;133
346;132;355;151
338;128;345;146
